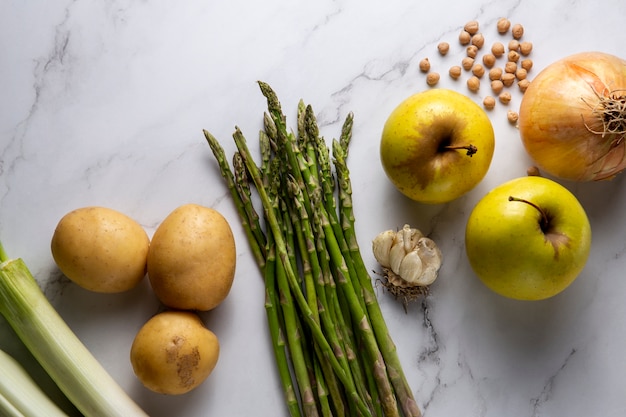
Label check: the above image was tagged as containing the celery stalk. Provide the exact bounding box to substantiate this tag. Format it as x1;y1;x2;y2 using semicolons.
0;243;148;417
0;349;69;417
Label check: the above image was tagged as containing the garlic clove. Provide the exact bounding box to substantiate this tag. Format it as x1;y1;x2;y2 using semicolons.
414;265;439;286
400;224;414;253
372;229;396;268
398;251;424;284
389;235;406;276
405;224;424;253
416;237;443;271
414;237;443;286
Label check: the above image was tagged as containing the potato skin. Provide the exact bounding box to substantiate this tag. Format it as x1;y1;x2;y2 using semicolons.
50;206;149;293
147;204;236;311
130;310;219;395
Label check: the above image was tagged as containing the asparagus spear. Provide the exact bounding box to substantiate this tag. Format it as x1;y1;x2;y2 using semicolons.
203;81;422;417
334;136;422;417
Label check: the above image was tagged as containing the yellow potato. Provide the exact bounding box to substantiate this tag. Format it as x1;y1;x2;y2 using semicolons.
50;206;149;293
147;204;236;311
130;310;219;395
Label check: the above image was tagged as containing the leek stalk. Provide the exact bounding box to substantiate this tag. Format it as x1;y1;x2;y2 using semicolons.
0;348;69;417
0;241;148;417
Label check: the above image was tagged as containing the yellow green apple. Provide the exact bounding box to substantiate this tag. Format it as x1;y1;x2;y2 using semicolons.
465;176;592;300
380;89;495;204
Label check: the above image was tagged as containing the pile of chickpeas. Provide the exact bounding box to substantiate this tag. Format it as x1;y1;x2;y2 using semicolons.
419;18;533;124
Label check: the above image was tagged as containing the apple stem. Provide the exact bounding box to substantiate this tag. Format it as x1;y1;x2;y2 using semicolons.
445;144;477;157
508;196;549;231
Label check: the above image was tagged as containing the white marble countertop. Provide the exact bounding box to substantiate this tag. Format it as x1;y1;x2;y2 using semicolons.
2;1;626;416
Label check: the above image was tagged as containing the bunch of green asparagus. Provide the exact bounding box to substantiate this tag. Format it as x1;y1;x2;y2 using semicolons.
203;82;421;417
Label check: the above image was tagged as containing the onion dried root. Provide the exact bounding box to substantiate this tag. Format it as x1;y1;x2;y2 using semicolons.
582;87;626;146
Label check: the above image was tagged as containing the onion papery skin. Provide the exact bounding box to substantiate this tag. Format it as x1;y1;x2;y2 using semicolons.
519;51;626;181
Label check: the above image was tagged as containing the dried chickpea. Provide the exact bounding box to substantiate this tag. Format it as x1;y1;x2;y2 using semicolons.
459;30;471;45
471;33;485;49
482;53;496;68
504;61;517;74
466;45;479;58
521;59;533;71
508;50;520;63
527;166;541;176
491;79;504;94
497;17;511;34
449;65;462;79
518;78;530;93
483;96;496;110
519;41;533;56
489;67;503;81
508;39;520;51
511;23;524;39
491;42;505;57
515;68;528;80
472;63;485;78
499;91;512;104
464;20;479;35
467;76;480;92
426;72;440;86
462;57;475;71
438;42;450;55
502;72;516;87
419;58;431;72
507;110;519;124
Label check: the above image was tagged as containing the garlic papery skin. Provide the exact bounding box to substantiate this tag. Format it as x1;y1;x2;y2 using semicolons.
372;224;442;287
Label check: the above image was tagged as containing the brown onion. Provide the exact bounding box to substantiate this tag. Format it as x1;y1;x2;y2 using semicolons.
519;51;626;181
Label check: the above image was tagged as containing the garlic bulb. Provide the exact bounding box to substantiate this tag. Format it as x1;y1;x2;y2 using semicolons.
372;224;442;287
